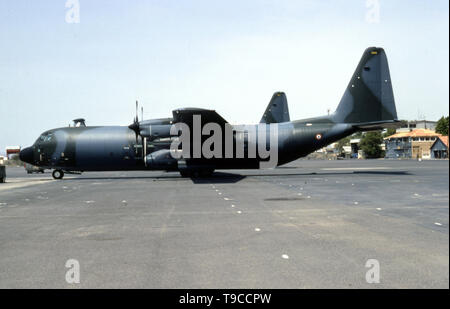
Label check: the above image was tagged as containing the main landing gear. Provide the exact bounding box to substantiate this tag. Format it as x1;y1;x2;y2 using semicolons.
52;169;64;180
179;169;215;178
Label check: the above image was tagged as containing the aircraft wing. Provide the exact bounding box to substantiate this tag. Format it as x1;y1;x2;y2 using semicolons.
172;108;228;126
171;108;229;164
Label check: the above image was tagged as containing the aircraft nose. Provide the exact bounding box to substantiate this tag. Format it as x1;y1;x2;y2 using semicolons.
19;147;34;164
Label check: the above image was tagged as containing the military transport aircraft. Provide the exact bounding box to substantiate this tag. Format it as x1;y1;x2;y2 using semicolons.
20;47;400;179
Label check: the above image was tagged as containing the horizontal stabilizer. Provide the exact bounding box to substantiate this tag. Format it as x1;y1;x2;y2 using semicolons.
352;119;405;131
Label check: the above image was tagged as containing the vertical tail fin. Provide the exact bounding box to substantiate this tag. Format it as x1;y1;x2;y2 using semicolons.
260;92;291;124
333;47;398;125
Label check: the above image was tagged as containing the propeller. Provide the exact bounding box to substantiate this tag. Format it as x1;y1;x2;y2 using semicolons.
128;100;141;144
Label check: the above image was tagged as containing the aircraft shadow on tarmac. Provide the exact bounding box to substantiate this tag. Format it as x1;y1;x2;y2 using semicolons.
352;171;411;175
190;172;246;184
237;170;411;177
62;170;410;184
61;171;246;184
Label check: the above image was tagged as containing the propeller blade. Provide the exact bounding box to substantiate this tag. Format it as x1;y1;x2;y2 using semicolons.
135;100;138;123
128;100;141;144
128;100;146;150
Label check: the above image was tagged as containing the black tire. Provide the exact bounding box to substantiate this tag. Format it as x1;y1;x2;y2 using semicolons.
179;170;191;178
52;169;64;180
200;169;215;177
180;169;214;178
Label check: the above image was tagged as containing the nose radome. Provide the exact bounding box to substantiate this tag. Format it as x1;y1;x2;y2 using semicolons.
19;147;34;164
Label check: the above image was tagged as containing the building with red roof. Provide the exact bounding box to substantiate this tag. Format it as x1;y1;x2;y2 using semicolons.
384;129;444;159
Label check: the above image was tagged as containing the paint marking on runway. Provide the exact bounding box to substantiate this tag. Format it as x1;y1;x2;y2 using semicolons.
0;179;53;191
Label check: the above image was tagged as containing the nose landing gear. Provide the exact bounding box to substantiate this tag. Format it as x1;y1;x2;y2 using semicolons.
52;169;64;180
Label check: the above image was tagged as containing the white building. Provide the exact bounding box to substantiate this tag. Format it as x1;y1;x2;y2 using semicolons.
396;120;437;133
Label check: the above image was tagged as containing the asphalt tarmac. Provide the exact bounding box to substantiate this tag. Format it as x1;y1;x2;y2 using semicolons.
0;159;448;288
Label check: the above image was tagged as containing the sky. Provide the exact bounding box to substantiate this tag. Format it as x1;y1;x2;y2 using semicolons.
0;0;448;154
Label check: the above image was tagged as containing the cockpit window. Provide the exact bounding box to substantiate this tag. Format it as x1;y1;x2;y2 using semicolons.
37;133;54;143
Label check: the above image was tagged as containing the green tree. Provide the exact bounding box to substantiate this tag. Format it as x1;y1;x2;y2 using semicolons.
435;116;449;136
336;136;351;153
383;127;396;138
360;131;384;158
352;131;364;139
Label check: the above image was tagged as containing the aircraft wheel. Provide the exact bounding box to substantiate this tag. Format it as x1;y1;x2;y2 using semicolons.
200;169;215;177
179;170;191;178
52;169;64;180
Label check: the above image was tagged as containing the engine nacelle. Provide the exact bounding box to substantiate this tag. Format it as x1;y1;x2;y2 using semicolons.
139;124;172;141
145;149;177;170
